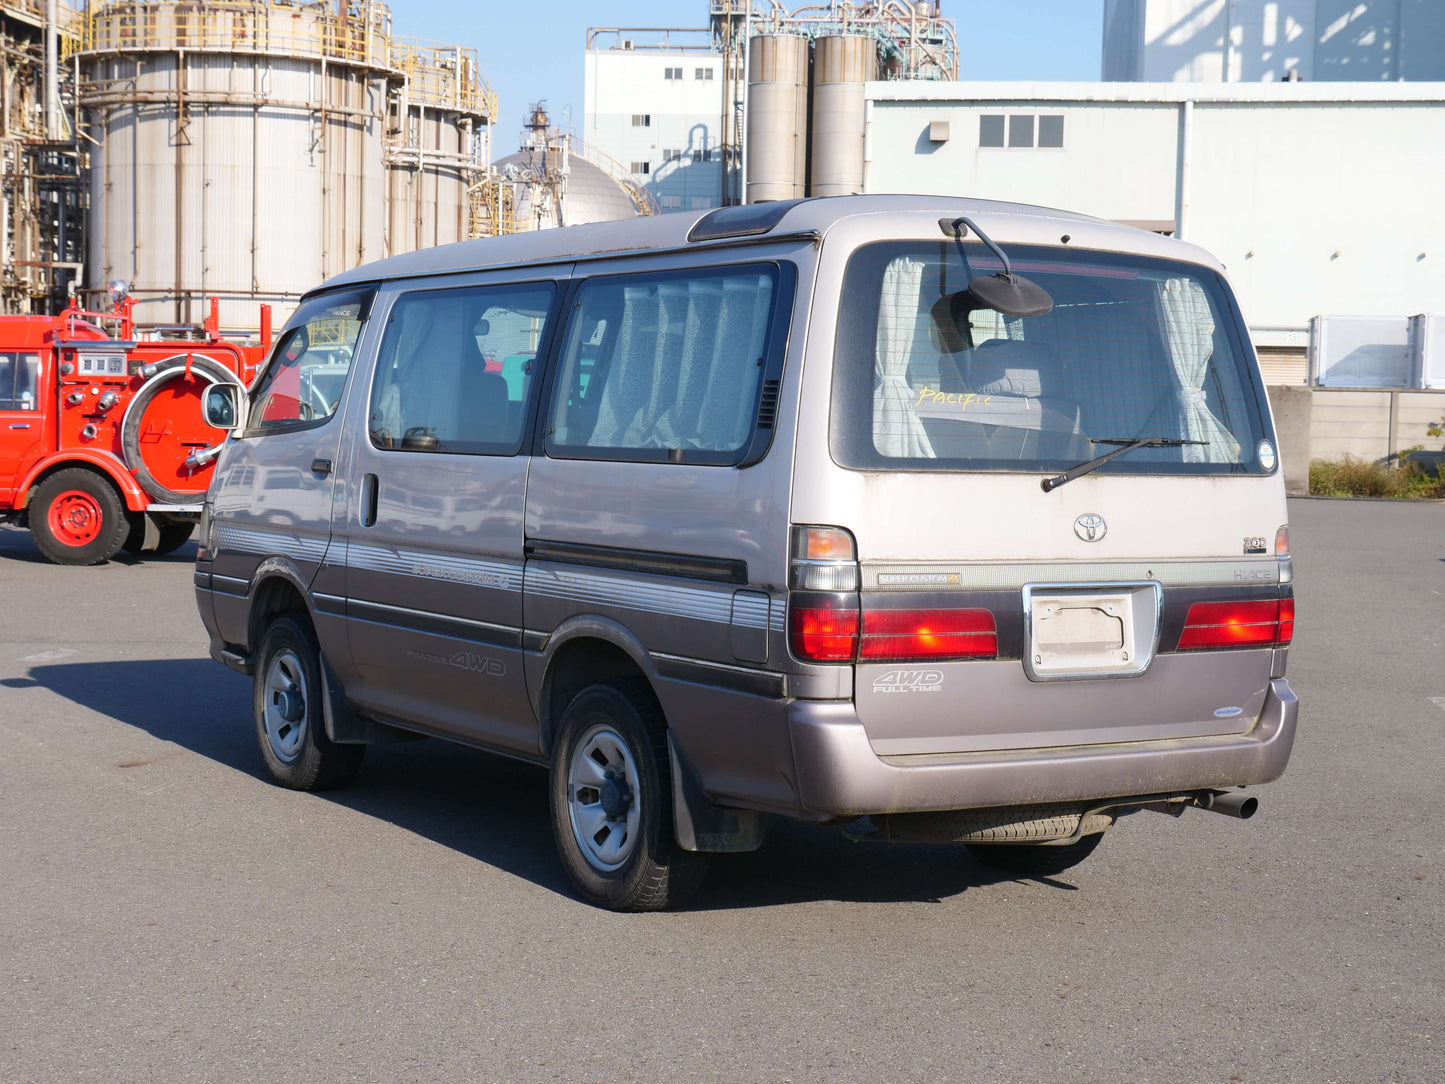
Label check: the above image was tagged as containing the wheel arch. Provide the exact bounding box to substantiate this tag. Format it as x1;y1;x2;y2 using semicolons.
18;451;149;513
536;618;663;759
247;563;313;654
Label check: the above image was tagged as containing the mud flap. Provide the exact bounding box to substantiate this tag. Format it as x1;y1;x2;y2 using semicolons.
319;654;419;745
668;731;768;853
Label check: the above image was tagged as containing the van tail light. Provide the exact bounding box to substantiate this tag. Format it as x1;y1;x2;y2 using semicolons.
1178;599;1294;650
789;525;859;591
789;604;860;661
788;526;862;662
860;608;997;660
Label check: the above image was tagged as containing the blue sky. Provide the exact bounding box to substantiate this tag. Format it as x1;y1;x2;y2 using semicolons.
391;1;1105;149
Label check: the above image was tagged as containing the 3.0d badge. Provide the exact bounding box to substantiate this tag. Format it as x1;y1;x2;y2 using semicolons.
1074;513;1107;542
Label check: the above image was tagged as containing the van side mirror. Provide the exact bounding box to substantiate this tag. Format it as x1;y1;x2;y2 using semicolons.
204;384;241;430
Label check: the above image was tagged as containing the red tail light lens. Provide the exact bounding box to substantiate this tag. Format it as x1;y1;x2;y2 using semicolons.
789;606;860;661
1178;599;1294;650
860;608;997;660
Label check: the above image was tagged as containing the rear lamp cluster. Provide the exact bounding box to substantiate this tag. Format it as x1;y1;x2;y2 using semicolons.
787;525;998;663
1178;598;1295;650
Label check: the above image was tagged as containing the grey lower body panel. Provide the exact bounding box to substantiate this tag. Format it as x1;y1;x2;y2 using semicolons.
787;678;1298;817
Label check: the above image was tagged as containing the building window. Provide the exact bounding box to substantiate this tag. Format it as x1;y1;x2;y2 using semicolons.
1008;115;1034;148
1038;114;1064;148
664;67;682;80
696;67;714;80
631;114;651;127
662;148;683;162
630;161;650;175
698;147;713;162
981;113;1064;149
660;195;683;209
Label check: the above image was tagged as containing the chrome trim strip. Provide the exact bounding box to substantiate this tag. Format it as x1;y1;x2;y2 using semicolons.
344;598;522;650
212;523;329;563
346;540;523;592
864;558;1281;590
525;562;736;624
651;652;787;699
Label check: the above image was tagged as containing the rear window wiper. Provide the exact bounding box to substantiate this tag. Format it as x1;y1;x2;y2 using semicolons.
1041;437;1206;493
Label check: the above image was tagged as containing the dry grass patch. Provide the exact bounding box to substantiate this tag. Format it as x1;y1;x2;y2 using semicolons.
1309;456;1445;499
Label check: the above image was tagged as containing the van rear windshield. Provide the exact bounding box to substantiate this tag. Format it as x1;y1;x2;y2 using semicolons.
830;241;1274;475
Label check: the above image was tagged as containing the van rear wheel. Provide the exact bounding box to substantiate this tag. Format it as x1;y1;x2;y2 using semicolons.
967;831;1106;879
252;615;363;791
548;683;707;911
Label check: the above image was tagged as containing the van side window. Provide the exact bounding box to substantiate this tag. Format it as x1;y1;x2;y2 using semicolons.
248;289;372;433
369;282;556;455
546;266;777;464
0;353;40;410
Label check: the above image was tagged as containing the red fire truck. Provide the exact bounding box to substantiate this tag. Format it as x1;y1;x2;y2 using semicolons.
0;296;271;565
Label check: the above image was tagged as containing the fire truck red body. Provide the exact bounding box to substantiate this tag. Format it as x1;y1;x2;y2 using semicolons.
0;298;271;565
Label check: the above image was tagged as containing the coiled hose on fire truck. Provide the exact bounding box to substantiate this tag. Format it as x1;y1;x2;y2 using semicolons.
119;353;244;505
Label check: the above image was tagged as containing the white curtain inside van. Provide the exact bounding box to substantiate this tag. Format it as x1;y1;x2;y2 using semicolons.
1158;277;1238;464
873;256;934;458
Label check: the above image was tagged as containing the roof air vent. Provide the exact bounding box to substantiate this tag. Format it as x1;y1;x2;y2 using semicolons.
688;200;807;243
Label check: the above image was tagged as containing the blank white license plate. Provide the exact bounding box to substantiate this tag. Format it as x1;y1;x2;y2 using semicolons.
1024;583;1160;680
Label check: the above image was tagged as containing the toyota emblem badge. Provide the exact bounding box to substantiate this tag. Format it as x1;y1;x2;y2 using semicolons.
1074;513;1107;542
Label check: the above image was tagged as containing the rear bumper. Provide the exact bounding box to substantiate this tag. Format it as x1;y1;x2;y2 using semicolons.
787;678;1298;817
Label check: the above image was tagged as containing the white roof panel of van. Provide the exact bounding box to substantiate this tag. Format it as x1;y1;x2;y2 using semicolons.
315;194;1224;294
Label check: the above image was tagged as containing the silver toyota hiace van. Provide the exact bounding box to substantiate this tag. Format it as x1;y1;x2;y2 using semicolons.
194;196;1298;910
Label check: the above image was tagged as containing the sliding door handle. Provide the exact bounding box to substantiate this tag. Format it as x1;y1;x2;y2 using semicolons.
310;458;332;475
360;473;379;527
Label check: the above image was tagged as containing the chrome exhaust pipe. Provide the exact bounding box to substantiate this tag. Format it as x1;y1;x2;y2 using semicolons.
1199;790;1258;820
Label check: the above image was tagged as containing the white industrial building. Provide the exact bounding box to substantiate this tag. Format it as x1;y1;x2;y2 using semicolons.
1103;0;1445;82
583;31;737;211
861;81;1445;354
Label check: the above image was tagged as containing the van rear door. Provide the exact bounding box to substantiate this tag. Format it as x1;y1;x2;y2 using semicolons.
808;239;1290;757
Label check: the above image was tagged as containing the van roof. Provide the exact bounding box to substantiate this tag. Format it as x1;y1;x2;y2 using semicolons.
316;194;1224;294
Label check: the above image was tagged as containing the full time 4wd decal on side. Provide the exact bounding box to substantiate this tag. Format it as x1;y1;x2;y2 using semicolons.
871;669;944;694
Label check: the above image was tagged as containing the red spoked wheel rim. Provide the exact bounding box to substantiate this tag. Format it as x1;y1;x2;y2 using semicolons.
47;490;104;547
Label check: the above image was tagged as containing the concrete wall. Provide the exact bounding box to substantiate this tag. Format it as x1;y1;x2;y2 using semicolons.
863;83;1445;338
1266;386;1445;493
1103;0;1445;82
584;50;726;211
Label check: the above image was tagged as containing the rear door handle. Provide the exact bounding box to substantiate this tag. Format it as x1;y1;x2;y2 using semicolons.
9;423;30;430
310;458;332;475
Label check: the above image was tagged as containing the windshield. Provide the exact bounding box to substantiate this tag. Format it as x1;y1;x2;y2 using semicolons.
830;241;1273;475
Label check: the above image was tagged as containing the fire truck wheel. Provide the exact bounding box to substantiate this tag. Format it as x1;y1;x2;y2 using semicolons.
122;514;195;556
153;523;196;556
29;469;131;566
253;615;364;791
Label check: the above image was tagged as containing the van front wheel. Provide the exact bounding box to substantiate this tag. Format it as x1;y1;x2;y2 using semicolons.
549;683;707;911
252;615;363;791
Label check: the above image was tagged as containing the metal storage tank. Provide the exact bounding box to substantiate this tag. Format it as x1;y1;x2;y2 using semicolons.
80;2;492;329
809;34;877;198
745;33;809;203
386;43;489;255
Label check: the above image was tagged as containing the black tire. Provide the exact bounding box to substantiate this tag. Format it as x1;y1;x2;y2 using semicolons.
152;522;195;556
123;513;195;556
548;683;708;911
29;468;131;566
967;830;1106;879
252;614;364;791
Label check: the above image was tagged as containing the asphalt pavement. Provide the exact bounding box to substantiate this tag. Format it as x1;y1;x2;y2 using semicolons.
0;498;1441;1083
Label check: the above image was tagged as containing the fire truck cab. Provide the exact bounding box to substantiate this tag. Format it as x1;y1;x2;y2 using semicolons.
0;297;269;565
